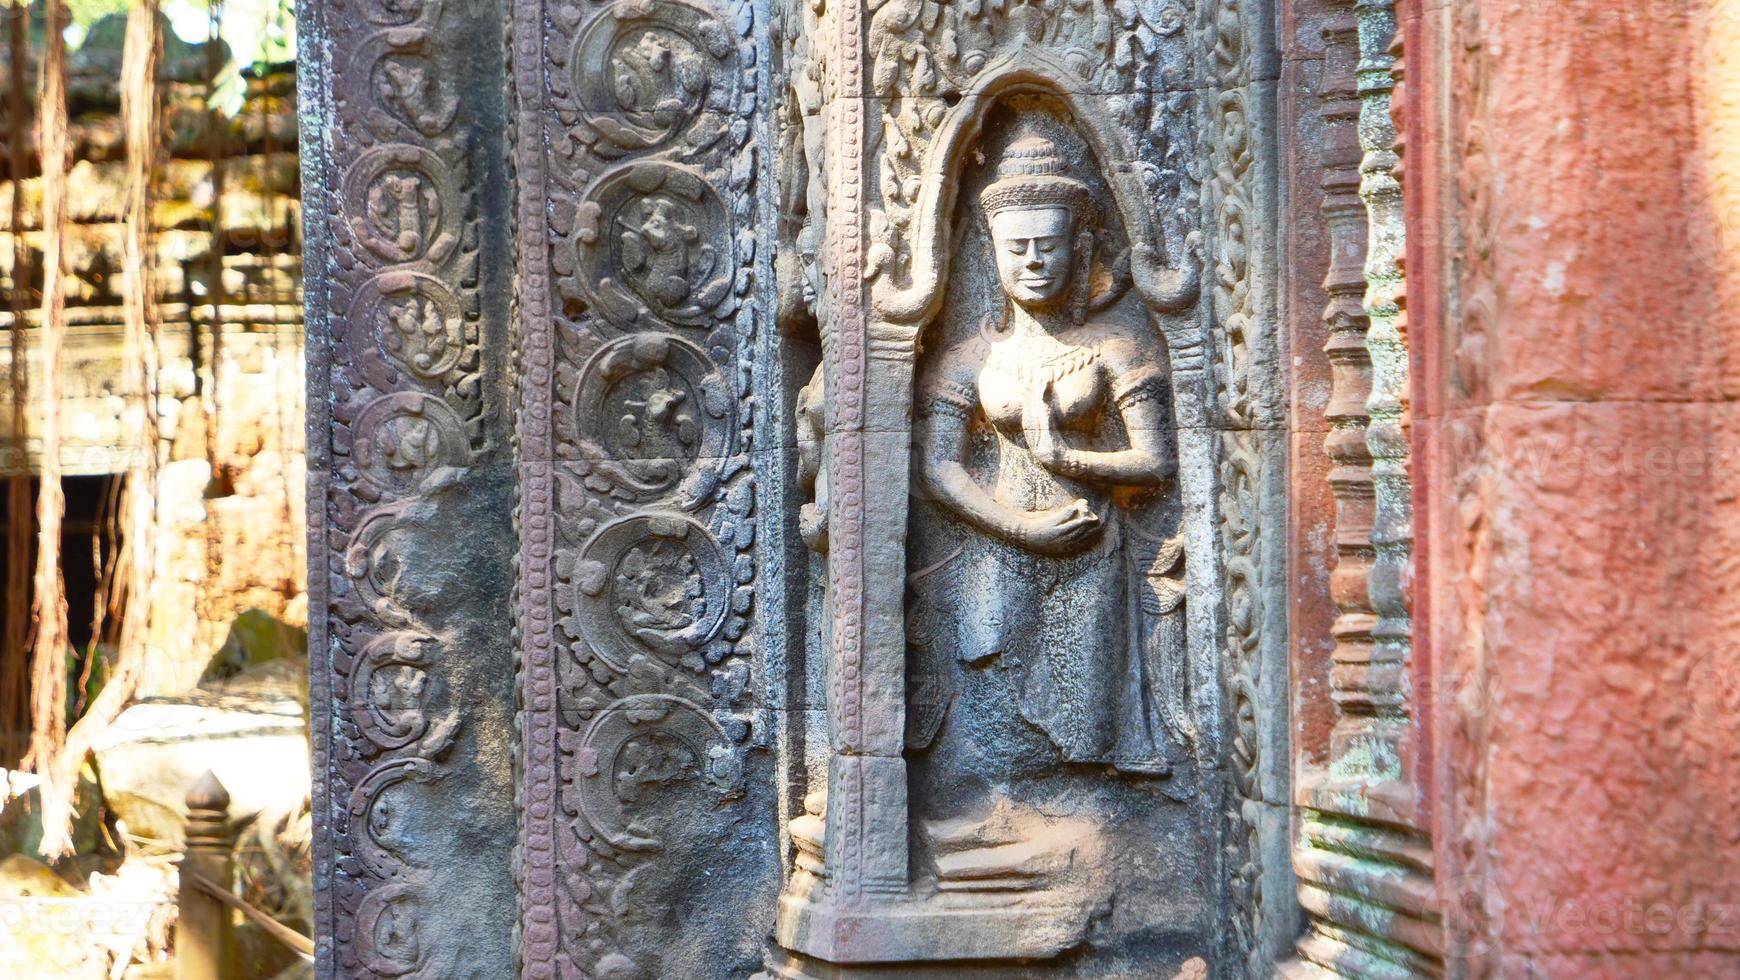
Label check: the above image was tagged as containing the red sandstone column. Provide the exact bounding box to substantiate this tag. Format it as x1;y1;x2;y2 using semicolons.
1414;0;1740;974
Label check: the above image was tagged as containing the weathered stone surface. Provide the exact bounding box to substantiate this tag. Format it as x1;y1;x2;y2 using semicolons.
510;0;784;975
298;0;1412;974
1393;0;1740;975
93;690;308;845
300;0;1740;975
301;0;518;976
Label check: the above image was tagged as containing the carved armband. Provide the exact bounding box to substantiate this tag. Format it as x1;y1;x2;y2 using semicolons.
1112;366;1166;410
1050;451;1096;481
919;378;977;422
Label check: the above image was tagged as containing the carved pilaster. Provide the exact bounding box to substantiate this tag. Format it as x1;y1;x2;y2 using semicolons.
1288;1;1442;976
1318;0;1378;727
302;0;516;975
817;0;914;901
513;0;780;976
1359;0;1417;794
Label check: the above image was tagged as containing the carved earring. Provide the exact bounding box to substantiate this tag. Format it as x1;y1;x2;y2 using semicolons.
980;309;1013;344
1069;230;1096;325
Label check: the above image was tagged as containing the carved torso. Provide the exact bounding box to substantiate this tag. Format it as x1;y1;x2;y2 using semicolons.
978;336;1105;433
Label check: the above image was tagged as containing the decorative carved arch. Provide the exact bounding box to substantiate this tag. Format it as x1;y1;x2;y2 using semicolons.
869;36;1230;784
871;42;1200;328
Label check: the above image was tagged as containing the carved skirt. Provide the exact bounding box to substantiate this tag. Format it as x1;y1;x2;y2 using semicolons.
909;519;1135;771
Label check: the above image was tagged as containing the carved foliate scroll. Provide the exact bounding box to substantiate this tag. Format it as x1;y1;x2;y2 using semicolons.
305;0;516;976
1203;0;1300;973
515;0;780;977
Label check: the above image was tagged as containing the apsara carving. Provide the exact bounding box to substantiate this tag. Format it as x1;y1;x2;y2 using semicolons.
863;0;1196;289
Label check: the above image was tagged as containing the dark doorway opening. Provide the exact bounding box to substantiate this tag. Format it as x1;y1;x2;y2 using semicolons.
0;472;127;766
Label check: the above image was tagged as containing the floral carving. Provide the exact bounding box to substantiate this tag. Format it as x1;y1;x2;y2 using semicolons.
562;333;733;507
318;0;501;973
521;0;765;972
563;693;743;851
353;271;473;387
567;514;736;674
350;392;471;496
343;145;459;267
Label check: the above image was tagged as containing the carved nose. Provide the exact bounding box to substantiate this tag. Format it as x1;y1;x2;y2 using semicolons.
1024;244;1044;268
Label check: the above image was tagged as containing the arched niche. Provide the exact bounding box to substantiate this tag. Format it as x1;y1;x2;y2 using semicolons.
886;54;1227;780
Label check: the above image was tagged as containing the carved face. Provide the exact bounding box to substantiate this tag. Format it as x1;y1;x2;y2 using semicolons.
989;207;1075;307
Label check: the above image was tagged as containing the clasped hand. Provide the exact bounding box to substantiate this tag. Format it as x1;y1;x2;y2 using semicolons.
1016;381;1101;555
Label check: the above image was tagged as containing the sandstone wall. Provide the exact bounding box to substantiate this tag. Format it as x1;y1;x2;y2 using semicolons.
1414;0;1740;974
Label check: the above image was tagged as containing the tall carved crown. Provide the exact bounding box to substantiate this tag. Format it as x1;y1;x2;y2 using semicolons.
979;135;1099;229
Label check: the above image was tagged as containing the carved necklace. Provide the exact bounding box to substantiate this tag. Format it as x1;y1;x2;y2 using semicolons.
1009;346;1101;386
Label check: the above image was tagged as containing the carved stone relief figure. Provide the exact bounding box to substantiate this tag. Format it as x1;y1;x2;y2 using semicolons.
309;0;1301;973
906;118;1196;911
767;0;1238;960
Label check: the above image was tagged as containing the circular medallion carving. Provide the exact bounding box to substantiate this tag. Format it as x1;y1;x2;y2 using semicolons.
355;883;423;977
354;271;466;383
343;144;458;267
349;631;458;754
359;0;440;27
571;0;737;156
349;758;439;880
573;514;730;672
350;33;460;140
567;694;741;851
351;392;470;496
571;334;731;505
573;163;734;329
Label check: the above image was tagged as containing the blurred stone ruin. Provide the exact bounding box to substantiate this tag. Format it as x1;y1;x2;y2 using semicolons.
0;2;310;976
